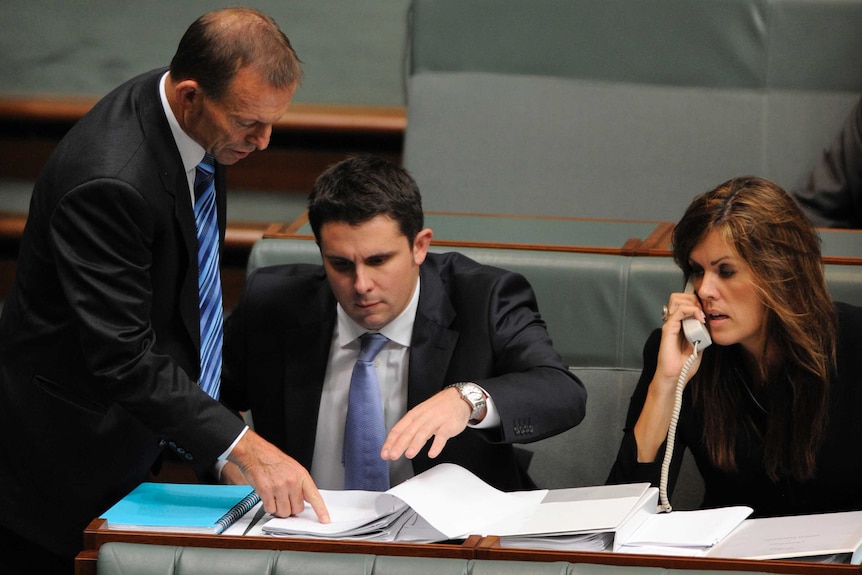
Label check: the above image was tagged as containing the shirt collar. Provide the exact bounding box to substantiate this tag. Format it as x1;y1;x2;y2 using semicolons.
336;275;420;350
159;71;207;172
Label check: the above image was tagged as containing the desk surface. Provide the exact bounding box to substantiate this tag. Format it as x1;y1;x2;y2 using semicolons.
82;518;478;559
80;518;862;575
477;536;862;575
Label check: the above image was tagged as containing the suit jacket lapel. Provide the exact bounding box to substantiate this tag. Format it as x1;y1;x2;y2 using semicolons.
138;70;204;351
280;284;337;469
407;263;459;409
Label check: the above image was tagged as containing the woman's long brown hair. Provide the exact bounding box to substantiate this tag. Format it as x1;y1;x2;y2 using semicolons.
671;177;837;481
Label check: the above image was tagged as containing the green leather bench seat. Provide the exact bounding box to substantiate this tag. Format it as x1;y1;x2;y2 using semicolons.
95;542;792;575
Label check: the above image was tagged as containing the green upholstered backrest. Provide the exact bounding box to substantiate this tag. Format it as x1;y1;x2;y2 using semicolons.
94;542;827;574
403;0;862;221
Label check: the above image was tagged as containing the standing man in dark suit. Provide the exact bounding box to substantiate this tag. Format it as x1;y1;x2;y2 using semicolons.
0;8;328;574
219;155;587;495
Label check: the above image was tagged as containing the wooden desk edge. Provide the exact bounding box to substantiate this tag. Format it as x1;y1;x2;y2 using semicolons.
74;549;98;575
83;518;479;560
76;523;862;574
262;213;653;255
477;535;862;574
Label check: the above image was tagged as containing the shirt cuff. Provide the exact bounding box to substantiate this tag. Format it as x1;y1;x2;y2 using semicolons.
468;386;500;429
214;426;249;481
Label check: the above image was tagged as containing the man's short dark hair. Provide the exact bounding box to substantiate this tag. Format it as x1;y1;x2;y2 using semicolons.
307;155;425;244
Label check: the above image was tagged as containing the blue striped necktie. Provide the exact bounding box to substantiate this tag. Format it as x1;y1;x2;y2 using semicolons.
343;333;390;491
193;154;222;400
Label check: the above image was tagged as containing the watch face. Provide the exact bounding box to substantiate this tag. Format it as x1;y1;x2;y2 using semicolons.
456;383;486;419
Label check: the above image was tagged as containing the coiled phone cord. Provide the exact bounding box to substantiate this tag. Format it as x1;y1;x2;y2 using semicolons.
658;346;700;513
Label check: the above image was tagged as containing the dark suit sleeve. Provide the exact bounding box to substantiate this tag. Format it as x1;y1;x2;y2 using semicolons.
466;269;587;444
792;95;862;229
51;181;243;463
221;269;255;414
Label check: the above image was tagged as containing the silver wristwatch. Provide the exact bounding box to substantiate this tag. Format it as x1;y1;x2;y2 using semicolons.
448;382;487;424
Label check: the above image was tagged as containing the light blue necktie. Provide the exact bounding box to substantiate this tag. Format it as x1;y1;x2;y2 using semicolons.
193;154;222;400
343;333;390;491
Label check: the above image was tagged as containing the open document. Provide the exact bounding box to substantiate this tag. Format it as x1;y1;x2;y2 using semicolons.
244;463;752;552
614;505;753;556
493;484;751;554
259;463;545;541
494;483;657;551
708;509;862;564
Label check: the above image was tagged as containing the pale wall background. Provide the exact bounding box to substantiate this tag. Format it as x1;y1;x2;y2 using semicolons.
0;0;411;106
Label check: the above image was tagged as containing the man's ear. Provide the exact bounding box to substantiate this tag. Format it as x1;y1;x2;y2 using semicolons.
173;79;204;111
412;228;433;265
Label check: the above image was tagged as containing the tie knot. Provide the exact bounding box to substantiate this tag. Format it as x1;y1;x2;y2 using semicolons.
358;333;388;363
199;153;215;172
194;154;216;202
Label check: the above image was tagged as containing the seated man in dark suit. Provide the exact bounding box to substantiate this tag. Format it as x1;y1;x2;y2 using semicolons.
219;154;586;495
792;94;862;229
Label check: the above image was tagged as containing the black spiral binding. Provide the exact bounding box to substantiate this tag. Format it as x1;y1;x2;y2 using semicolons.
215;490;261;534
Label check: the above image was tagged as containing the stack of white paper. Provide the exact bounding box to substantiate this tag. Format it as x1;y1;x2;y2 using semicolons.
244;463;752;556
494;483;658;551
708;510;862;564
616;506;753;557
260;464;545;541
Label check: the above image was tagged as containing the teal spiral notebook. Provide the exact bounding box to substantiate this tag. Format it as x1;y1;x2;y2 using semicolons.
102;483;260;534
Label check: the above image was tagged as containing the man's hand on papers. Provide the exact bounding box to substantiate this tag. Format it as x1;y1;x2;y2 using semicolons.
228;429;330;524
381;386;470;460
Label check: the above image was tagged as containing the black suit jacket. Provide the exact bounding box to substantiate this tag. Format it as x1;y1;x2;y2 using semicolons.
0;69;245;558
221;252;586;491
792;94;862;229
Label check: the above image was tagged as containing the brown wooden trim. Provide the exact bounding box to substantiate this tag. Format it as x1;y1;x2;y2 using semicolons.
77;522;860;575
263;211;663;255
0;212;269;254
422;210;665;224
636;221;675;256
477;536;862;574
74;549;98;575
0;96;406;136
0;211;27;241
83;518;479;559
223;222;272;251
823;256;862;266
282;212;310;235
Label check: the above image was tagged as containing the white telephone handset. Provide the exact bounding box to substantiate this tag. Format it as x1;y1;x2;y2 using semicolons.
682;280;711;351
659;279;711;513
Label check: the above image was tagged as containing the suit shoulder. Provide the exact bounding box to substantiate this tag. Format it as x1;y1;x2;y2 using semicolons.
247;263;327;286
244;264;328;301
237;264;330;320
426;251;528;286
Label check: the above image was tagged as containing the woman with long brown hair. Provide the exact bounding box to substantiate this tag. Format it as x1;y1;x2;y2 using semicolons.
607;176;862;516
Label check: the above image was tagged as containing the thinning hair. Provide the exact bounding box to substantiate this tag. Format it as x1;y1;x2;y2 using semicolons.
170;7;303;101
672;176;837;481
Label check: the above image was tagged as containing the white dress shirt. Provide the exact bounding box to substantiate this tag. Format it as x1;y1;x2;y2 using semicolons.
310;277;499;489
159;72;248;464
